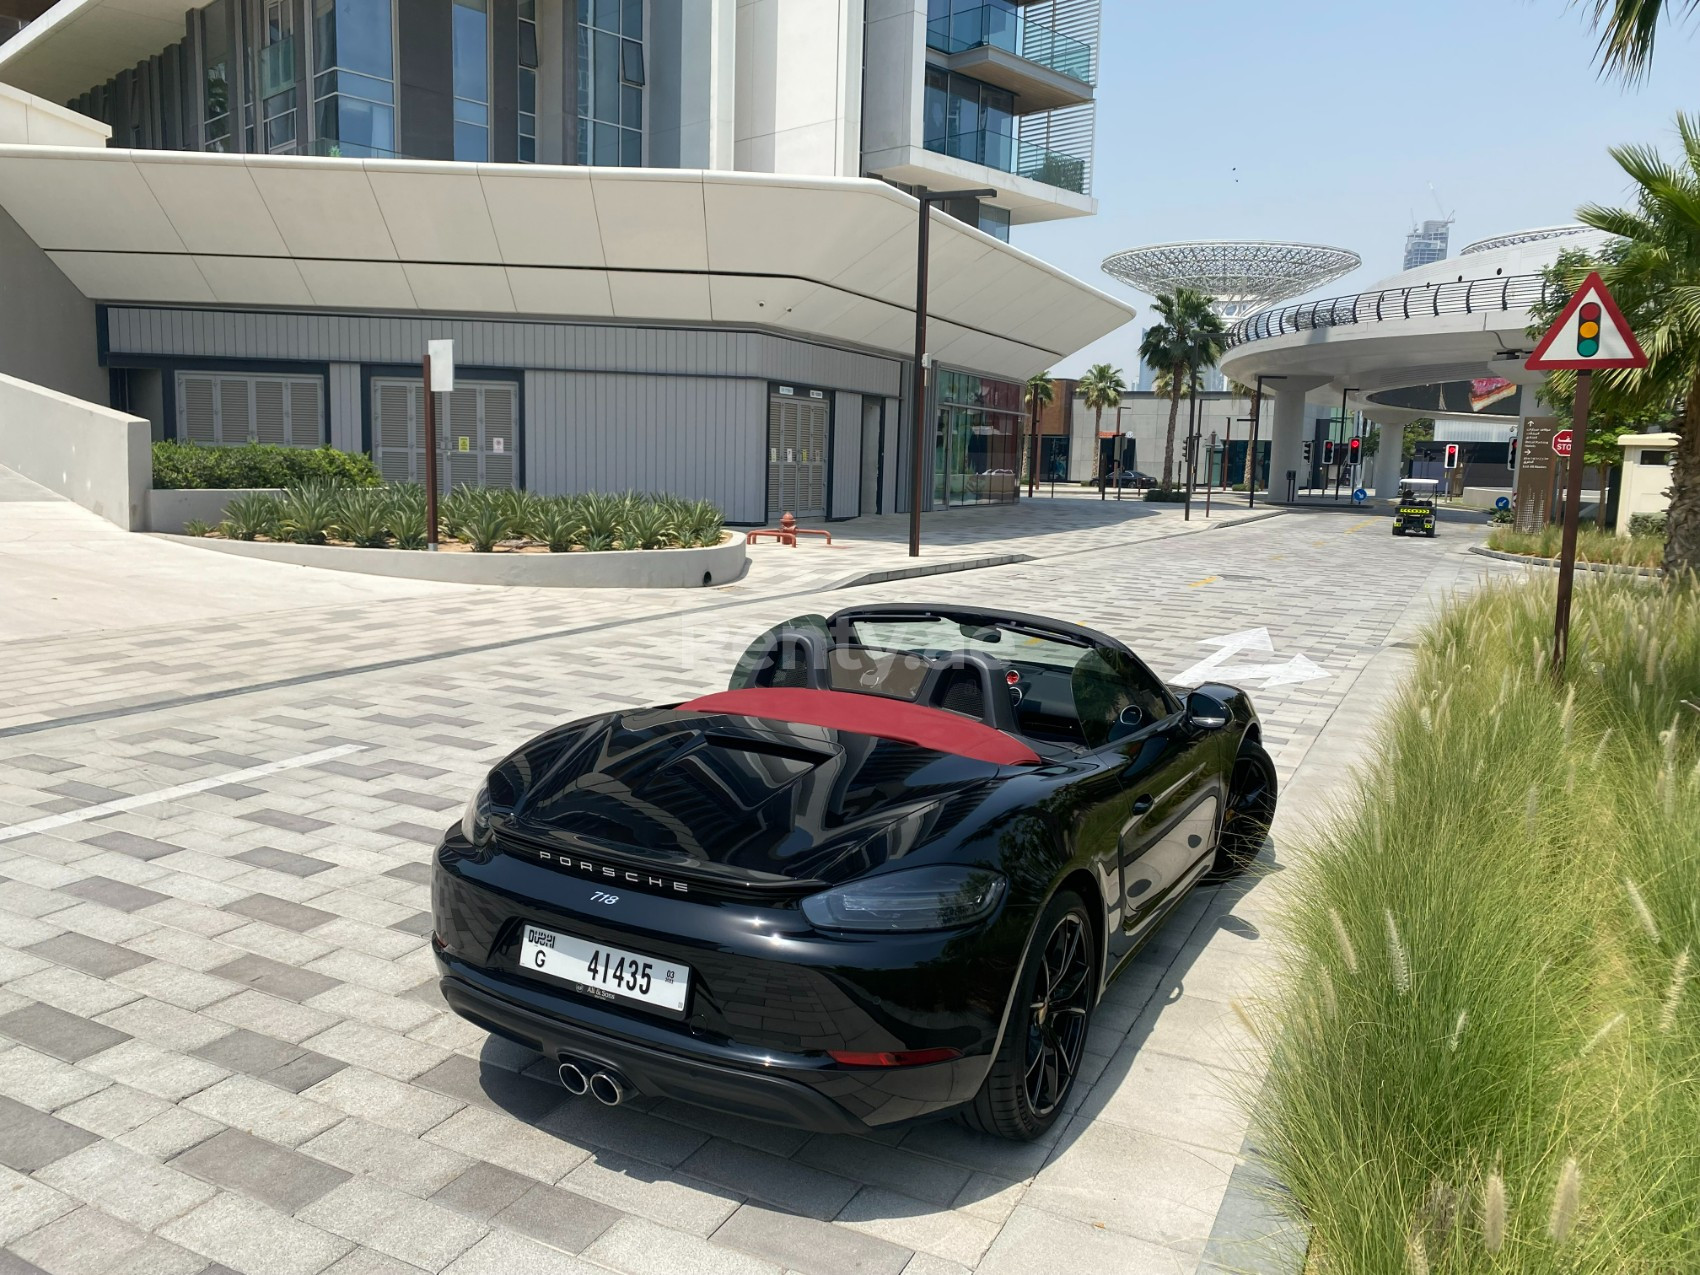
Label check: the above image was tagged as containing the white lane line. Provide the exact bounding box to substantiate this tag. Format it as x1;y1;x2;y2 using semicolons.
0;744;365;845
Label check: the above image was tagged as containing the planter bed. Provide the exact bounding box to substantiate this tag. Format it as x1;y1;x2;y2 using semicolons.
158;530;746;588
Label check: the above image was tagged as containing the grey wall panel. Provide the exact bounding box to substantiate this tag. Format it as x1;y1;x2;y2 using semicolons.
525;370;767;523
0;209;103;402
399;0;454;160
831;391;862;519
881;394;902;515
328;363;361;452
105;308;903;398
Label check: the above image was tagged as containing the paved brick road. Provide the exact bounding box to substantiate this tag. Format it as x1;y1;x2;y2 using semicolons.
0;481;1512;1275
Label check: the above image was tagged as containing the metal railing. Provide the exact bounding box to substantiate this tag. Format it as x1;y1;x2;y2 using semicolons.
926;5;1094;84
1227;272;1557;348
924;125;1089;193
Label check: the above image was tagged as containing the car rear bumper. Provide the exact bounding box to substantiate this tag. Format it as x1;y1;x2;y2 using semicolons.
432;833;1018;1132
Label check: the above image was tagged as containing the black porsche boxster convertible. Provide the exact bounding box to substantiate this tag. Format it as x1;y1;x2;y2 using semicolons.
432;604;1276;1141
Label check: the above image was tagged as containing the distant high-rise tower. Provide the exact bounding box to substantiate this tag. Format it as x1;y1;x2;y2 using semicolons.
1403;219;1452;270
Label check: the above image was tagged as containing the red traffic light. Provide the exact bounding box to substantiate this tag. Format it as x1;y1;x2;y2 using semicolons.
1347;437;1362;459
1444;443;1461;470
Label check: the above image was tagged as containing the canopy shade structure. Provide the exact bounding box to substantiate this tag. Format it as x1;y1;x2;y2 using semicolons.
1101;240;1361;320
0;148;1134;378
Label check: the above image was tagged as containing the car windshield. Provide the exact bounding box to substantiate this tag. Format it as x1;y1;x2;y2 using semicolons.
848;617;1091;673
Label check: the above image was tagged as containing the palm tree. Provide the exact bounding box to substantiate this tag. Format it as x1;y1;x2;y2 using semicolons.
1140;288;1226;488
1149;368;1193;401
1575;111;1700;573
1024;372;1055;496
1078;363;1127;499
1583;0;1698;80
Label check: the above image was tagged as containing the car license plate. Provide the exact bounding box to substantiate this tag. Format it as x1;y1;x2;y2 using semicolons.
519;924;690;1017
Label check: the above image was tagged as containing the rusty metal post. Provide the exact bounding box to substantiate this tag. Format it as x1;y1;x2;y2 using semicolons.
1552;370;1592;678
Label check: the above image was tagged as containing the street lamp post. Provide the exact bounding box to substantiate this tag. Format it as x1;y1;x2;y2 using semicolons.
908;185;996;558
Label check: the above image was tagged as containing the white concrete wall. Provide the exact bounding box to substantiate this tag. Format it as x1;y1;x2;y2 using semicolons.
860;0;926;165
734;0;863;175
0;372;151;529
0;82;111;147
146;487;286;534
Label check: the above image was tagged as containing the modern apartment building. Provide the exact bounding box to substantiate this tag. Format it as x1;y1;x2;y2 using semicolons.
0;0;1121;522
1401;218;1452;271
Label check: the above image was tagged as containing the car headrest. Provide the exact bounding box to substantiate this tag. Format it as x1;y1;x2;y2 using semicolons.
747;627;832;691
918;651;1021;735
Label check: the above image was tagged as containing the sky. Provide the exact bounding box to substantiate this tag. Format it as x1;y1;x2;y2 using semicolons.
1016;0;1700;377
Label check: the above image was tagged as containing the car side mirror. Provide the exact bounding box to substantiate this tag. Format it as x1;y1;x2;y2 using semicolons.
1186;691;1230;731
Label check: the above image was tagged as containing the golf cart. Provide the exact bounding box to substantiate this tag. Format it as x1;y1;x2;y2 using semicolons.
1391;478;1439;537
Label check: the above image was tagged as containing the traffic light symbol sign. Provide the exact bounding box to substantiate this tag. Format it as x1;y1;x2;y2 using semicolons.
1322;441;1335;466
1577;302;1601;359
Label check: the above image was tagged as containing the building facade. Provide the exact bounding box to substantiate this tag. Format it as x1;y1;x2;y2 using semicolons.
1065;388;1258;486
1401;218;1452;271
0;0;1124;523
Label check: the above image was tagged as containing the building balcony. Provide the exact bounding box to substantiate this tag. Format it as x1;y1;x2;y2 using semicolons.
925;125;1087;195
926;5;1094;113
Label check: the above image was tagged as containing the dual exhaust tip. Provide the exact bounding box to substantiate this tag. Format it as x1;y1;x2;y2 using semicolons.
558;1060;626;1106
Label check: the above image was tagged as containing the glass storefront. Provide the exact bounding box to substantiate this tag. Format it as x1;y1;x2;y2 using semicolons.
931;369;1023;507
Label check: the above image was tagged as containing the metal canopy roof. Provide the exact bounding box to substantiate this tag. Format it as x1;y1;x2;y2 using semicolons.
0;148;1134;377
1100;240;1361;318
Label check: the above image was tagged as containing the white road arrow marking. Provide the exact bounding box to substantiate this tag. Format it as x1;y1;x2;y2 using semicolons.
1171;627;1273;685
1172;630;1330;690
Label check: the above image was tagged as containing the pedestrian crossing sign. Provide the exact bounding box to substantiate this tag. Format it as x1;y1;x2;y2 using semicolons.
1525;271;1647;371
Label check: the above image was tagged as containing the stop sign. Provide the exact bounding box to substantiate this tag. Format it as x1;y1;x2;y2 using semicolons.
1552;428;1574;458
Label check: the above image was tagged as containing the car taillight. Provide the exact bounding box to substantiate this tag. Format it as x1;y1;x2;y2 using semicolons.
828;1048;962;1067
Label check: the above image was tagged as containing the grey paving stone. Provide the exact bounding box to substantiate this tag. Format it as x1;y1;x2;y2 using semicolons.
207;783;263;800
381;862;433;885
210;953;340;1003
412;1055;566;1123
158;1192;355;1275
82;830;185;861
0;1095;101;1173
677;1140;857;1222
23;932;150;978
264;1051;348;1094
583;1216;781;1275
490;1182;623;1255
561;1150;742;1238
309;760;392;781
378;823;444;846
975;1203;1191;1275
388;911;434;938
440;1229;599;1275
169;1128;353;1213
0;1002;131;1063
34;1141;220;1231
0;1250;50;1275
192;1028;344;1095
418;736;493;752
6;755;78;775
240;809;332;834
429;1162;547;1222
379;761;449;781
297;1178;487;1271
58;877;171;913
374;789;459;812
12;1205;205;1275
714;1202;911;1275
43;781;126;803
795;1134;973;1208
232;847;334;877
227;894;336;933
260;716;328;730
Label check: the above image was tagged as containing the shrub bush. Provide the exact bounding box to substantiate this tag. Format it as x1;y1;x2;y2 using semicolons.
1628;510;1668;537
151;441;381;490
1486;525;1664;568
1142;486;1188;503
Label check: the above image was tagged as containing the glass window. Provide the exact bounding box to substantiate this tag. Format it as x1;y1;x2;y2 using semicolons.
579;0;641;165
201;0;233;151
620;38;643;85
621;126;640;166
453;0;488;103
311;0;395;156
621;0;641;36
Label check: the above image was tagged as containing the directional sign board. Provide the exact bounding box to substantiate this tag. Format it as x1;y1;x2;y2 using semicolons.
1525;271;1647;371
1352;487;1367;504
1552;428;1573;458
1495;496;1511;511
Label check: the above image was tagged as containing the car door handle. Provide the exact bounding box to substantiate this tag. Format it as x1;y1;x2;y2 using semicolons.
1130;795;1154;815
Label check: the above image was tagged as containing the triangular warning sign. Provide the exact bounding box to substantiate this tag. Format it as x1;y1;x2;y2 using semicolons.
1525;270;1648;371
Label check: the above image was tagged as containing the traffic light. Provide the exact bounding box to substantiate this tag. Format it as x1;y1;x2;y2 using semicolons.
1302;440;1313;462
1347;436;1362;464
1322;440;1335;466
1444;443;1461;470
1577;301;1602;358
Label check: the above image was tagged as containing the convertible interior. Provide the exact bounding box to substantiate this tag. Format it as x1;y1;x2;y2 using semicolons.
719;610;1176;760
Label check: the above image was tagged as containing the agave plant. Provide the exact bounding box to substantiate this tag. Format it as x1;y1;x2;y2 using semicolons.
221;492;281;541
454;502;511;552
438;485;486;540
277;481;342;545
579;530;616;553
535;497;582;553
385;484;429;550
337;488;391;548
620;503;673;550
578;492;623;543
181;519;216;538
497;488;541;542
680;499;725;547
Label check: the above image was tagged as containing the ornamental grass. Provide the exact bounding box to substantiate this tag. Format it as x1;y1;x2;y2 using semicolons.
1252;573;1700;1272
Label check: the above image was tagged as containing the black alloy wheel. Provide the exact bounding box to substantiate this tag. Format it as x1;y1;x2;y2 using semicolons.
1024;913;1091;1118
1210;739;1278;877
962;891;1095;1141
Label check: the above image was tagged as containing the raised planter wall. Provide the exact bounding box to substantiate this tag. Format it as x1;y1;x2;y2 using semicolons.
146;488;284;534
158;532;747;589
0;372;150;528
